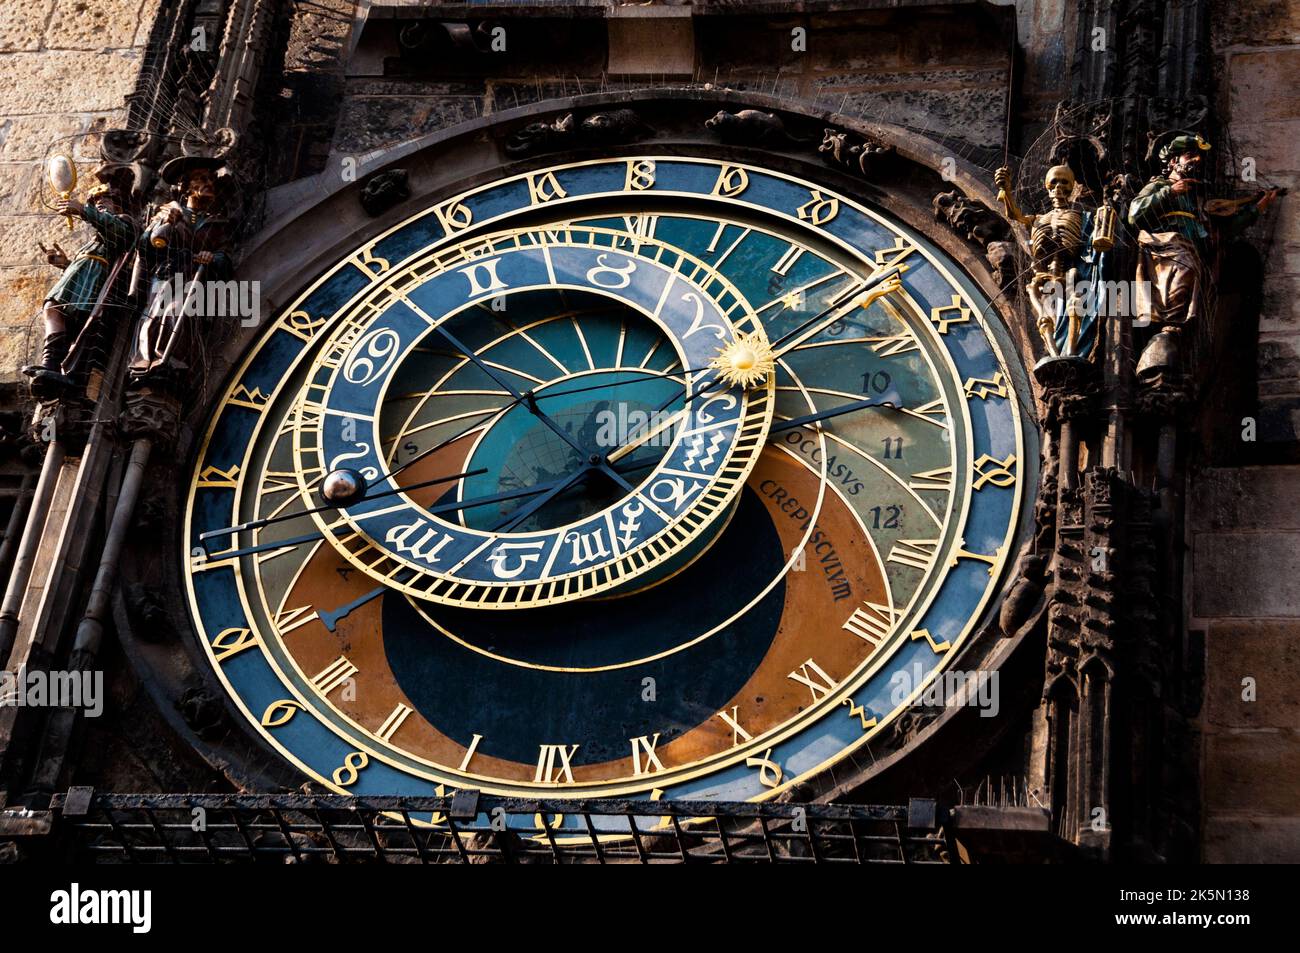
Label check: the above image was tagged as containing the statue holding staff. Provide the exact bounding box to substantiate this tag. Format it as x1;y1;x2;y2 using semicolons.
129;155;233;383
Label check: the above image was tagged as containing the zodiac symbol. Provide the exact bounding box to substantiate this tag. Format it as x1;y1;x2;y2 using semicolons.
343;327;401;386
682;431;726;471
486;540;546;579
616;500;646;548
648;476;704;512
585;253;637;290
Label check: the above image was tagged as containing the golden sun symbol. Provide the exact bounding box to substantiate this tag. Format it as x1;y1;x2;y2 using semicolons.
710;331;776;389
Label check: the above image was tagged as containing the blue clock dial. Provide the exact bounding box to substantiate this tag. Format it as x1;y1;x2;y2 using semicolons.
184;157;1031;822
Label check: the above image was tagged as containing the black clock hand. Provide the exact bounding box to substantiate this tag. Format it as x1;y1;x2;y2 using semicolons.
299;405;899;629
207;458;662;563
388;367;693;486
768;397;899;435
433;323;584;452
199;466;488;544
385;399;519;482
432;321;637;494
491;465;592;532
317;570;417;632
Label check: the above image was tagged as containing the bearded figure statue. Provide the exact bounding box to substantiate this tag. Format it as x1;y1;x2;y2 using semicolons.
1127;134;1278;389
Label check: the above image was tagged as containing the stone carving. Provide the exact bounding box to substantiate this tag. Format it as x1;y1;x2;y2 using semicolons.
505;113;576;157
120;388;182;442
359;168;410;217
504;109;652;158
580;109;652;143
983;239;1017;290
933;190;1009;249
705;109;808;147
819;128;894;178
932;190;1015;289
178;683;228;743
126;584;170;639
999;548;1051;640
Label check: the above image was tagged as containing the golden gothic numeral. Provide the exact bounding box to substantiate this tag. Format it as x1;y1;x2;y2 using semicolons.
712;164;749;197
625;159;656;191
527;170;568;204
796;189;840;226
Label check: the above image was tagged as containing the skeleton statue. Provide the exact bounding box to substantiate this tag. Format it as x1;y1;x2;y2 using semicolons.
994;163;1116;363
129;155;233;383
24;166;137;399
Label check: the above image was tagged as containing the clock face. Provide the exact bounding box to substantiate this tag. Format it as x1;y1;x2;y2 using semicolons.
185;156;1028;819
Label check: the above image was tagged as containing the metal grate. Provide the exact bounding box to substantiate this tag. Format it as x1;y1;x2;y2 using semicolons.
48;791;953;864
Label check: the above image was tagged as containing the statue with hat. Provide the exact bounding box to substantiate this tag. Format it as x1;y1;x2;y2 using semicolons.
994;162;1117;365
1127;134;1279;389
23;165;138;399
128;154;233;383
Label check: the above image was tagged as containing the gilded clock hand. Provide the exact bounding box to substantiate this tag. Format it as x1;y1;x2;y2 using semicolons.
606;270;898;456
768;268;905;358
606;403;692;464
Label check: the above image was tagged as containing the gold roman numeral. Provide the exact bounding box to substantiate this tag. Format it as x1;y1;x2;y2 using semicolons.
376;704;413;742
888;538;939;571
716;706;754;747
630;733;665;776
311;656;358;696
788;658;837;703
842;601;899;646
909;466;954;492
535;743;579;784
870;332;919;356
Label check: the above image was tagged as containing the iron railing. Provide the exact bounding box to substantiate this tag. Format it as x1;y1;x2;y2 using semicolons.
45;790;953;864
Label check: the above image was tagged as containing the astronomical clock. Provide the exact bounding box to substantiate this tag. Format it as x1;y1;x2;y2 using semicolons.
182;151;1030;827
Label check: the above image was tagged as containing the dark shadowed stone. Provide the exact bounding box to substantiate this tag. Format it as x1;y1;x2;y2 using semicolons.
1204;730;1300;814
1204;620;1300;728
1193;532;1300;617
1203;817;1300;862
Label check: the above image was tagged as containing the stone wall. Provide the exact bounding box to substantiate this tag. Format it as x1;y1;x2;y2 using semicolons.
1191;468;1300;862
0;0;162;385
330;3;1013;165
1192;0;1300;863
1212;0;1300;450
